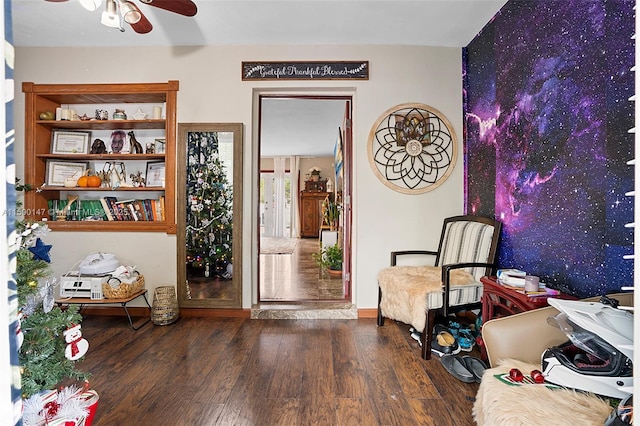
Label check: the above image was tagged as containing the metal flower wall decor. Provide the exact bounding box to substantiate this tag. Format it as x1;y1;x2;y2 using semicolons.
367;103;457;194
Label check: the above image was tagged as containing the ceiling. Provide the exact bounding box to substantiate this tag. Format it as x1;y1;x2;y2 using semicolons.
261;97;348;157
11;0;507;157
12;1;506;48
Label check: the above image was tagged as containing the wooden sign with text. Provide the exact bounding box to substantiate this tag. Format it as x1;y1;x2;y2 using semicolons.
242;61;369;81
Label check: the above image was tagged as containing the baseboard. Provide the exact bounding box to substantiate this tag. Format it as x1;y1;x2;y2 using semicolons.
179;308;251;318
357;308;378;318
82;306;375;319
80;306;251;318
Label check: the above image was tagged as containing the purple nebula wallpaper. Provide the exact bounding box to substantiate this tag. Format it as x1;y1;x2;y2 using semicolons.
463;0;634;297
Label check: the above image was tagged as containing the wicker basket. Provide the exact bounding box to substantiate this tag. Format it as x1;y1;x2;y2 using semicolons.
151;286;179;325
102;275;145;299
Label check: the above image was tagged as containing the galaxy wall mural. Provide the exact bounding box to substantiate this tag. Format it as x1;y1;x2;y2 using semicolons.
464;0;634;297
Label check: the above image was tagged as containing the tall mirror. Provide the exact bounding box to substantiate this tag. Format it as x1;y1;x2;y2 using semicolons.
177;123;243;308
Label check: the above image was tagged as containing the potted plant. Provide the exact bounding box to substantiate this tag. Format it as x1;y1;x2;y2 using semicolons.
313;243;343;276
322;196;340;231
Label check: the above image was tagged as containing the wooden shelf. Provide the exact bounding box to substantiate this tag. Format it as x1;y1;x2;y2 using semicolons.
36;119;166;130
37;154;165;160
37;186;165;192
22;81;178;233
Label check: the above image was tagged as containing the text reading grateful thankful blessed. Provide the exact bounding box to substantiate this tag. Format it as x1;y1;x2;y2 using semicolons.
242;61;369;80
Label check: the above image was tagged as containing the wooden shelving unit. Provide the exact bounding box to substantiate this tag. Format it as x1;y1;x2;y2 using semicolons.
22;81;178;233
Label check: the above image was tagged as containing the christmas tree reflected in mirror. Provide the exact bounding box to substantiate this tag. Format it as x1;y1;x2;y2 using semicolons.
177;124;243;308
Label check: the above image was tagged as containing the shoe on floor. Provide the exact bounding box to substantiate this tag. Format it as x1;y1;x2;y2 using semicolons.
457;329;476;352
410;330;423;347
440;354;476;383
431;324;460;356
461;355;487;383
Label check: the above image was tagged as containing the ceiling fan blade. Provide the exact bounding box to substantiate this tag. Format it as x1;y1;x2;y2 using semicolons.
129;6;153;34
139;0;197;17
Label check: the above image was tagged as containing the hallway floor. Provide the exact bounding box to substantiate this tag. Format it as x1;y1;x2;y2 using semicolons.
259;237;345;301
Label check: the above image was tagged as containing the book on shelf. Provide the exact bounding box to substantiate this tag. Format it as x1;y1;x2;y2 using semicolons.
132;200;147;221
99;198;114;221
114;199;137;221
104;196;124;221
48;199;107;221
142;199;154;221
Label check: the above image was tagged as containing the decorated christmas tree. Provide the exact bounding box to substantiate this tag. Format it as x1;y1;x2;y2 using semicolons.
185;131;233;278
11;182;93;425
14;220;89;398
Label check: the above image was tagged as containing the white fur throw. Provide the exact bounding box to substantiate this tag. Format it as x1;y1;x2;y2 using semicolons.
473;359;613;426
378;265;474;332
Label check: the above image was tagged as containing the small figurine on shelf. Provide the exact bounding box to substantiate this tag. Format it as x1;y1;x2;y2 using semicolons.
308;166;322;181
132;108;147;120
110;130;126;154
145;143;155;154
128;131;144;154
113;109;127;120
130;171;146;187
90;138;108;154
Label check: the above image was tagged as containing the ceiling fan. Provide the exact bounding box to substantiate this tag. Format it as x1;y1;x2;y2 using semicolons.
45;0;198;34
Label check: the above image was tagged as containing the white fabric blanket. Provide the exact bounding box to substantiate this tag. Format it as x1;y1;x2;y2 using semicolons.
378;265;474;332
473;359;612;426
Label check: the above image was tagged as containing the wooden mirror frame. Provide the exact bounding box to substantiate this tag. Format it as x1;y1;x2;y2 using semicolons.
177;123;243;308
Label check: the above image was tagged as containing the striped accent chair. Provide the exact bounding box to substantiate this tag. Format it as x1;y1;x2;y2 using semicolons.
377;215;501;360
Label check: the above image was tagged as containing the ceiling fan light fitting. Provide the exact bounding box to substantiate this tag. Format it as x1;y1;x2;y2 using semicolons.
119;2;142;24
101;0;120;29
79;0;102;11
100;11;119;28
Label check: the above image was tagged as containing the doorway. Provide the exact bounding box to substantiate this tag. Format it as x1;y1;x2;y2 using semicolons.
258;95;352;302
260;170;292;238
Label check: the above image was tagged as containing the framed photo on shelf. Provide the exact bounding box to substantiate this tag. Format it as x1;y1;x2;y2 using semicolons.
154;138;166;154
51;130;91;154
145;161;165;187
45;160;88;186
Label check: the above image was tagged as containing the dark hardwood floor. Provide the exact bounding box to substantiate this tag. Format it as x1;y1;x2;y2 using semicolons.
77;315;480;425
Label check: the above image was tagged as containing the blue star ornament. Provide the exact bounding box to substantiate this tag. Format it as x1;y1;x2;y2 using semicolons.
29;238;52;263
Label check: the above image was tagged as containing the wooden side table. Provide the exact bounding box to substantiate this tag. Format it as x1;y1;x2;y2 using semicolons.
56;289;151;330
478;276;576;362
481;276;576;322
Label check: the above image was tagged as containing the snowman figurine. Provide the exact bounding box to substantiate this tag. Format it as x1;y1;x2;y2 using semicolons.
64;324;89;361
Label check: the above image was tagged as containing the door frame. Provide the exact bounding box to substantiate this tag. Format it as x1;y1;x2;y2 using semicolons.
252;89;354;304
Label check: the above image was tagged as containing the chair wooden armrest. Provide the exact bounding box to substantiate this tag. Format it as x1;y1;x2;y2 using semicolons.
441;262;496;316
390;250;438;266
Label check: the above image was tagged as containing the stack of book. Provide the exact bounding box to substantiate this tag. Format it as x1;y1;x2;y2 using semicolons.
47;197;165;221
100;196;165;221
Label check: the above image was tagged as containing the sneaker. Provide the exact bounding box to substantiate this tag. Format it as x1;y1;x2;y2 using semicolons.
410;330;422;347
457;329;476;352
446;322;475;352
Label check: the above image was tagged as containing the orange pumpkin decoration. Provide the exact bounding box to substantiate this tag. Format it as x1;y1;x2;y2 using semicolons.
87;174;102;188
77;171;102;188
77;171;89;187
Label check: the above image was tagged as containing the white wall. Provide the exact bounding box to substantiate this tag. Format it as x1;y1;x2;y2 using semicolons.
14;44;464;310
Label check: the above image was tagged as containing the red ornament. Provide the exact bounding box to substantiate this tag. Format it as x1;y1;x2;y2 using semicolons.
509;368;524;382
43;401;60;418
531;369;545;383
